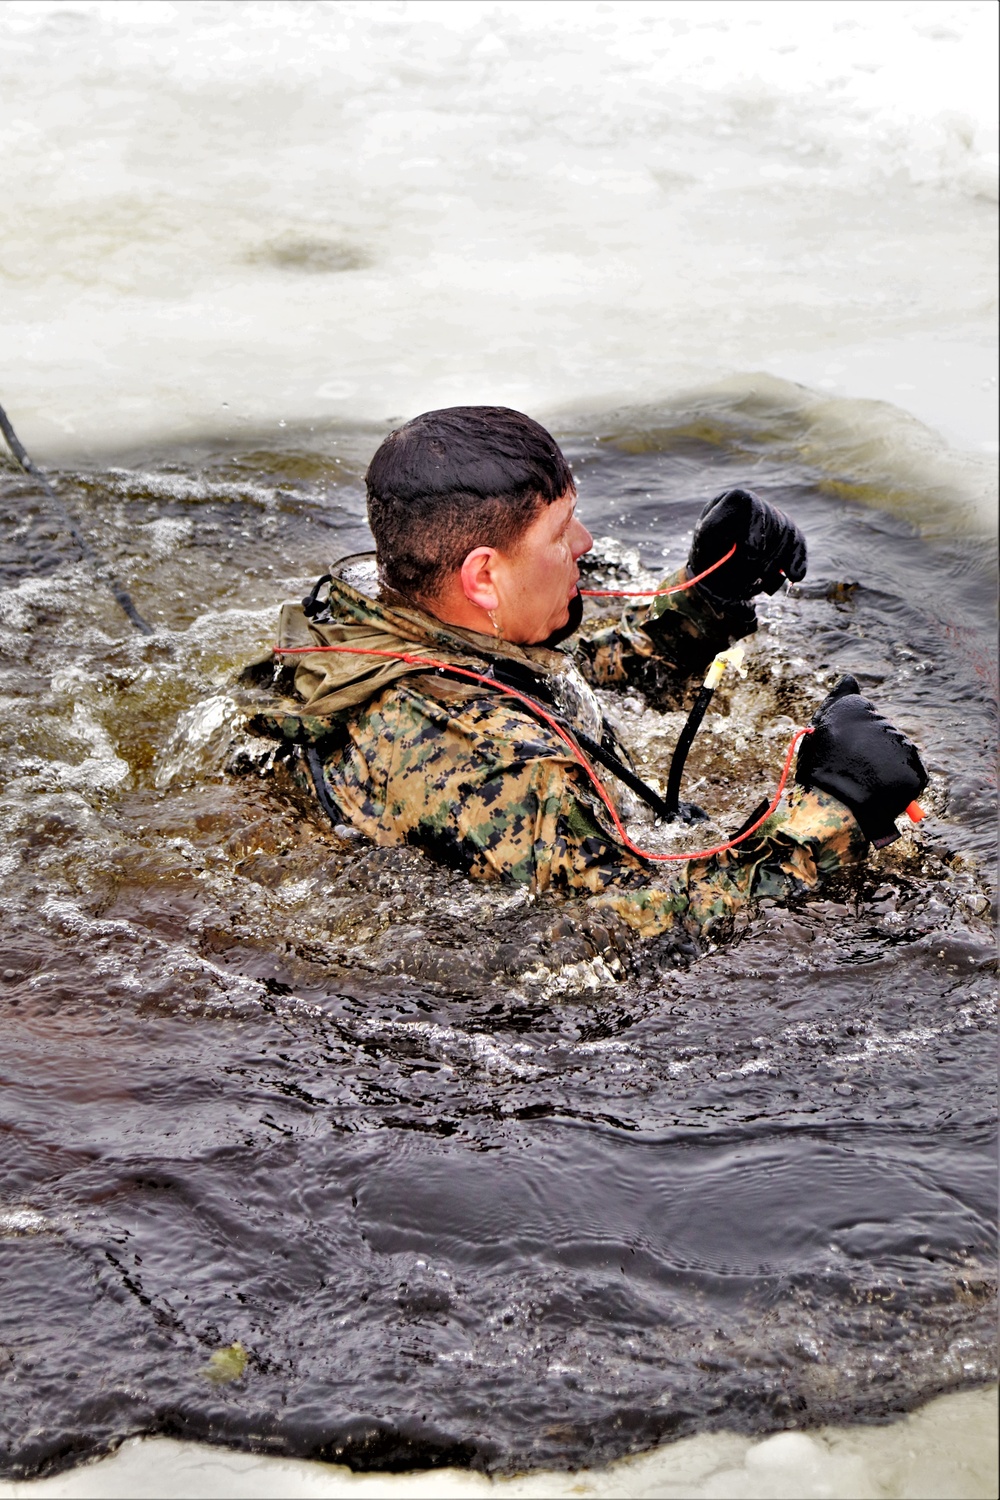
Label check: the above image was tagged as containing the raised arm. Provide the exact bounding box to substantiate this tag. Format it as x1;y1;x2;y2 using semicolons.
576;487;807;699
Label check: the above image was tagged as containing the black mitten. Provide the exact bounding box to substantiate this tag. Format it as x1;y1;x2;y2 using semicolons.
795;675;928;846
689;488;807;627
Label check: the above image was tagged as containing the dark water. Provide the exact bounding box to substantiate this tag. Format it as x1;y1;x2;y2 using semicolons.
0;396;996;1479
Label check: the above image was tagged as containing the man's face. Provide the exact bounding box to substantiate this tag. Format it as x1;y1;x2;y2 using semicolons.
494;489;593;645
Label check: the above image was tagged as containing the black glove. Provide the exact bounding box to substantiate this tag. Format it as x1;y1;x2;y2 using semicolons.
689;488;807;626
795;675;928;847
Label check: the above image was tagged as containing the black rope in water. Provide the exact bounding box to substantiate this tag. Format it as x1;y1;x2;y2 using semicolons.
0;400;154;635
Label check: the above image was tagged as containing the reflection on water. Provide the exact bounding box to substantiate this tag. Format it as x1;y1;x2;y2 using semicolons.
0;393;996;1478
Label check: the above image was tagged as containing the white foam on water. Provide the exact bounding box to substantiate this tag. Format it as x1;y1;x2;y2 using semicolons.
518;953;626;994
358;1017;542;1078
0;1208;53;1239
0;1387;994;1498
0;1;995;464
138;516;195;559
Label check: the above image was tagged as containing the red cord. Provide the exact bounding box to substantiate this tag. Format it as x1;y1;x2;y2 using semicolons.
273;640;813;863
579;542;736;598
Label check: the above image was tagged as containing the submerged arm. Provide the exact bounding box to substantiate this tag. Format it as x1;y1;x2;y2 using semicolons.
319;678;866;942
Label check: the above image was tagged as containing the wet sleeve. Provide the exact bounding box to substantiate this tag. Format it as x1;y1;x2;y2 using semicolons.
576;566;754;691
589;787;868;940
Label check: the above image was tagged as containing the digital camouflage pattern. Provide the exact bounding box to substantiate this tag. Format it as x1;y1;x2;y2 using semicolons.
256;557;867;940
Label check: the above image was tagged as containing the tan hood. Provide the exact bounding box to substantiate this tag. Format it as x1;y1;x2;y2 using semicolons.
274;555;570;721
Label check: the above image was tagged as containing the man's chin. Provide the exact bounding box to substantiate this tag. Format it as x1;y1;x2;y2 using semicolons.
538;589;583;648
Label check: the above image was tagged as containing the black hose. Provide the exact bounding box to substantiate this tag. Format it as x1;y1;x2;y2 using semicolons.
664;684;715;819
573;727;677;824
0;401;154;635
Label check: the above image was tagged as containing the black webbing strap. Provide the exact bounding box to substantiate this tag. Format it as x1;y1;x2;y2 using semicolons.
302;744;346;827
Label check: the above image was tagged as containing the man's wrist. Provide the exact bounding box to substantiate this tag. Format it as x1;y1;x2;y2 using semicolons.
687;582;758;640
647;568;755;634
784;784;869;870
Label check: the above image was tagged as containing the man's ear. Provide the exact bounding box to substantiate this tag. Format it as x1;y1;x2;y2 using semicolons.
459;547;500;612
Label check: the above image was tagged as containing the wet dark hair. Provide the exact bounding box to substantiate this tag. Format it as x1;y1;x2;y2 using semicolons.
366;406;574;603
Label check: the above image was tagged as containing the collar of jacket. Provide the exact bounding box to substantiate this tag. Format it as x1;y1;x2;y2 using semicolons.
274;562;571;722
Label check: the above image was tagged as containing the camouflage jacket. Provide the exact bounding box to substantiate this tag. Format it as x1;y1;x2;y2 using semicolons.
259;556;865;940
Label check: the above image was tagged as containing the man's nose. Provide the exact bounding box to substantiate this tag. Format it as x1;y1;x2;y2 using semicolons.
571;518;593;558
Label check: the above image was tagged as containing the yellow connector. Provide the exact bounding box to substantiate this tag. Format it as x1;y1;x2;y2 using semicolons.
704;644;747;691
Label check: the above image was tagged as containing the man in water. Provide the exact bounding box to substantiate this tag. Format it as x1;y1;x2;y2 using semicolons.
261;406;926;941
